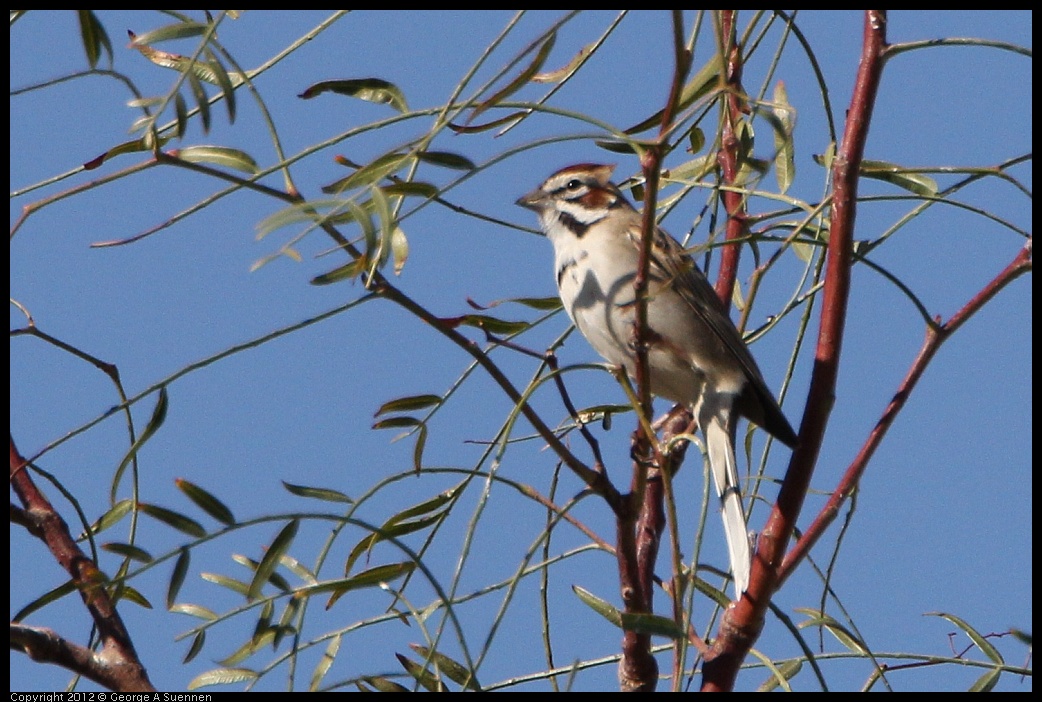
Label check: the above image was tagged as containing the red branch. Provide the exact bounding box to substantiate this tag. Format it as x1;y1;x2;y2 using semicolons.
781;239;1032;577
10;436;155;692
713;10;748;306
702;10;889;691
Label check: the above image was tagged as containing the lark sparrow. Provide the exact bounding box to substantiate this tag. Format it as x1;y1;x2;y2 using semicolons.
517;163;798;596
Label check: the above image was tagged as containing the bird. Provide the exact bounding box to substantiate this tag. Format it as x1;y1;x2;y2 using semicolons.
516;162;798;596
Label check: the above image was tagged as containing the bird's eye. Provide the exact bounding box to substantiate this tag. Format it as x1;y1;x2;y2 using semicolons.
565;179;583;190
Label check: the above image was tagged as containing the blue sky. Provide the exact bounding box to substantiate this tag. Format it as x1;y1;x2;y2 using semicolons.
10;11;1032;692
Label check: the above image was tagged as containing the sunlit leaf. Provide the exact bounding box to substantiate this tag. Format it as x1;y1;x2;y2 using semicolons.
310;633;342;691
200;572;249;596
169;602;218;620
572;585;622;627
81;499;133;539
927;612;1003;664
129;21;209;46
188;667;258;690
317;562;416;609
298;78;408;113
771;80;796;194
391;226;409;275
77;10;112;69
410;644;481;691
175;145;259;174
321;152;408;194
532;42;594;83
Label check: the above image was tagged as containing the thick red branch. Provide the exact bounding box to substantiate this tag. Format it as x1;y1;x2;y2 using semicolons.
702;10;889;691
10;436;155;692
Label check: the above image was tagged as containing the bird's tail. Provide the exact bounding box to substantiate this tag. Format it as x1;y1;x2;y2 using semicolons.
702;408;750;597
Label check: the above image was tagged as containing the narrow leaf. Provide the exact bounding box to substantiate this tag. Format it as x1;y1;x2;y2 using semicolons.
298;78;408;113
372;416;422;430
619;611;685;639
318;562;416;609
188;667;259;690
200;572;249;596
772;80;796;194
572;585;622;627
969;668;1002;692
310;257;368;285
169;602;218;620
248;519;299;600
111;387;168;503
183;630;206;664
391;226;409;275
410;644;481;691
860;160;939;197
374;394;443;417
321;152;408;194
77;10;112;69
101;542;154;563
128;21;208;46
281;481;353;504
415;151;475;171
310;633;342;692
176;145;259;174
927;612;1003;664
139;502;206;538
532;42;594;83
469;32;556;122
379;181;438;198
168;547;191;608
117;585;153;609
412;423;427;473
176;478;236;525
361;676;409;692
12;580;78;623
448;111;528;134
396;653;448;692
345;512;446;575
81;499;133;539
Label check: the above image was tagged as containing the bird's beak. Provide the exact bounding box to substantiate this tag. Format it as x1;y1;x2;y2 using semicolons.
515;190;545;210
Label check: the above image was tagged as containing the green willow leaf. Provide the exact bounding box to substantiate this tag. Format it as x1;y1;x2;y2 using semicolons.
281;481;353;504
410;644;481;691
248;519;299;600
139;502;207;538
111;387;168;503
298;78;408;113
101;542;154;563
374;394;443;417
415;150;475;171
167;547;191;609
183;630;206;664
77;10;112;69
469;32;556;122
176;145;259;175
188;667;258;690
176;478;235;525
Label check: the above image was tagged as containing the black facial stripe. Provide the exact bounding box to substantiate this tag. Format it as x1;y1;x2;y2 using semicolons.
557;211;590;237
